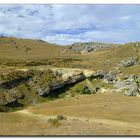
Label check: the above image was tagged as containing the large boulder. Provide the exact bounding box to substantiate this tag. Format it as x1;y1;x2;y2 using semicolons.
114;75;139;96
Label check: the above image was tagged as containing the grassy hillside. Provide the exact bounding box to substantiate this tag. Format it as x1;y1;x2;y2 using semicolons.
0;37;140;135
0;37;81;67
0;37;66;59
1;94;140;135
67;43;140;74
0;37;139;75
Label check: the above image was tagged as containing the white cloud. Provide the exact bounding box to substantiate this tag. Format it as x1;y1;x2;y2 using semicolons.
0;5;140;44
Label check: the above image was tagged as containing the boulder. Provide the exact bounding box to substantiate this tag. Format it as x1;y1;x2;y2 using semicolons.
125;88;138;96
114;75;139;96
120;57;137;67
92;86;100;93
113;81;127;90
83;69;95;78
83;86;91;94
93;70;105;79
104;71;116;84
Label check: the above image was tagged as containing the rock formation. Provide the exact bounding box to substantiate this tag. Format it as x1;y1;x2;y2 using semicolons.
0;68;95;110
69;42;119;53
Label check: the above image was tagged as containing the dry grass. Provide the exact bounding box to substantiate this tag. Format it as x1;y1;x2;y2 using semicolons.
0;37;139;75
0;37;140;135
1;94;140;135
29;93;140;123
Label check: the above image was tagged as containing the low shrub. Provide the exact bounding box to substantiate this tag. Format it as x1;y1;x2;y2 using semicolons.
47;118;61;127
57;115;66;120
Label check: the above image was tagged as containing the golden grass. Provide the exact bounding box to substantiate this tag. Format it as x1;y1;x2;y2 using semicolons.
0;37;139;72
0;37;140;135
29;93;140;123
1;94;140;135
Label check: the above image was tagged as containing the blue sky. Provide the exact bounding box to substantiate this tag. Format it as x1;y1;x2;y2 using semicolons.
0;5;140;45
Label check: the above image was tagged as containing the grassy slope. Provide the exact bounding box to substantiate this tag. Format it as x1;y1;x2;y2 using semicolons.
0;37;140;135
0;37;65;59
73;44;140;74
0;37;77;66
1;94;140;135
0;37;139;75
29;93;140;123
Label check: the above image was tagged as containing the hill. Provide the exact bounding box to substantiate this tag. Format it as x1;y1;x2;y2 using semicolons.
0;37;140;135
0;37;77;66
0;37;140;74
0;36;70;58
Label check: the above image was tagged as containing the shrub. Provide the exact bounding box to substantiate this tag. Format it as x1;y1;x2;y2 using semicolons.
57;115;66;120
47;118;61;127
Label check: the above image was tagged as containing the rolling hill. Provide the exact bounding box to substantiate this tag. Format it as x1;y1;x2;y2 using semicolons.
0;36;140;74
0;36;140;135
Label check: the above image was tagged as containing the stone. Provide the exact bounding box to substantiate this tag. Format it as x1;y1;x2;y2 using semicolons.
125;89;138;96
70;42;118;53
83;86;91;94
93;86;100;93
104;71;116;83
32;68;95;96
93;70;105;79
120;57;137;67
113;81;127;90
114;75;139;96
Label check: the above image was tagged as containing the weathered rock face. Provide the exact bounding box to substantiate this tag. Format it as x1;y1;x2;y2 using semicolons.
93;70;140;96
104;72;116;84
114;75;139;96
0;68;95;107
0;70;34;106
93;70;116;83
35;68;95;96
70;42;119;53
0;67;139;111
93;70;105;79
28;69;63;96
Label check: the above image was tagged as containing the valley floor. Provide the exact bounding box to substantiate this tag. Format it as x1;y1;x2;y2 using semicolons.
1;93;140;136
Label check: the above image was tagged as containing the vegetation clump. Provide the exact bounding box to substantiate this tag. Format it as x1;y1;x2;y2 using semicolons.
57;115;67;120
0;69;34;81
47;118;61;127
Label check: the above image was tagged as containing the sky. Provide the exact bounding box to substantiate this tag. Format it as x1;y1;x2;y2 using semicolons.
0;4;140;45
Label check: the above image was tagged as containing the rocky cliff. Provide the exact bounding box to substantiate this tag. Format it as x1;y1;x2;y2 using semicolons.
0;67;95;111
0;67;139;112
